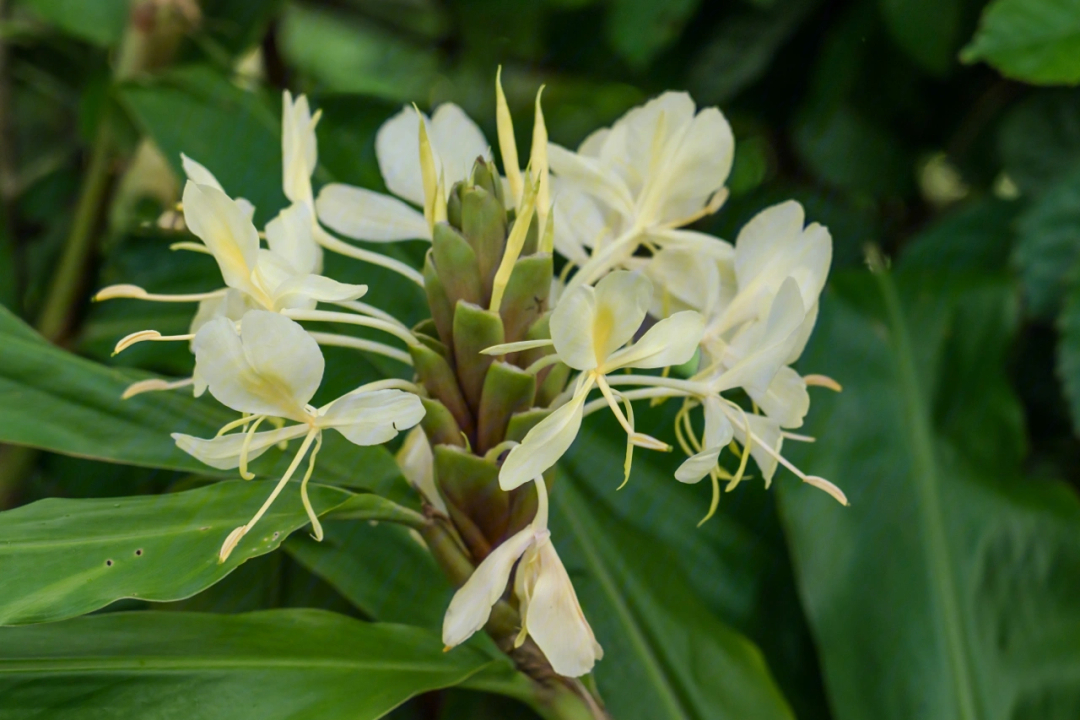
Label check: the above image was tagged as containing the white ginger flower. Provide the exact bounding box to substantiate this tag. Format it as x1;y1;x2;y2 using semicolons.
548;92;734;286
442;477;602;678
172;310;425;561
485;270;704;491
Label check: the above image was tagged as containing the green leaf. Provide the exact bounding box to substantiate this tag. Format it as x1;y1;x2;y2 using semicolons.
279;4;439;102
286;520;451;630
687;0;819;104
1015;167;1080;318
0;303;402;490
0;479;412;625
900;197;1020;273
606;0;702;69
551;471;794;720
879;0;967;75
1057;264;1080;435
998;90;1080;195
0;609;492;719
118;65;285;226
22;0;128;47
779;269;1080;720
961;0;1080;85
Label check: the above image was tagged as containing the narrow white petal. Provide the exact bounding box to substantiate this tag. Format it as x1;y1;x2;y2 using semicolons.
750;366;809;429
182;181;260;293
499;390;589;491
172;425;307;470
271;274;368;310
282;91;317;205
729;410;782;484
396;427;446;513
607;310;704;370
317;389;425;446
443;527;535;648
315;184;430;242
674;396;732;483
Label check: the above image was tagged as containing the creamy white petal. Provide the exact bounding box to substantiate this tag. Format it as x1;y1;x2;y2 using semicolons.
550;183;611;265
591;271;653;362
182;181;260;293
171;424;308;470
729;410;782;484
271;274;368;311
651;107;733;226
316;184;430;242
317;389;425;446
396;427;446;513
734;200;804;290
520;539;603;678
751;366;810;429
282;91;317;205
499;390;588;491
376;106;427;207
550;284;598;371
607;311;704;371
266;203;320;275
430;103;489;187
714;278;805;397
675;396;734;482
784;300;819;365
181;153;224;190
442;526;535;648
644;248;721;317
239;310;324;415
546;143;635;218
577;127;610;158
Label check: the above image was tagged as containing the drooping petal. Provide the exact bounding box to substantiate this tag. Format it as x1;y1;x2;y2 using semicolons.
606;310;704;370
266;203;320;275
396;427;446;513
315;184;431;242
442;526;536;648
674;396;733;483
317;389;425;446
751;365;810;429
729;409;782;484
182;181;260;293
590;270;653;363
549;284;598;371
499;388;590;491
376;106;427;207
270;274;368;311
171;424;308;470
519;539;603;678
282;91;318;206
181;153;224;190
429;103;489;188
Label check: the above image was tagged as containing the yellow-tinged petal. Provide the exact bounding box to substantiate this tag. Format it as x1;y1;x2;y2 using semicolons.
172;424;308;470
499;384;591;491
316;389;425;446
591;270;652;363
530;86;550;238
519;538;603;678
182;181;260;294
442;525;535;648
605;310;704;371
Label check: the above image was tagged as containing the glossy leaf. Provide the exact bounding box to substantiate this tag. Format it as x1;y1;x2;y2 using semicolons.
0;609;492;719
0;480;415;625
0;304;402;490
551;470;795;720
779;270;1080;720
961;0;1080;84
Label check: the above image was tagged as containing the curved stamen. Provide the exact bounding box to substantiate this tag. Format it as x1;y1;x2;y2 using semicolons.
308;332;413;366
121;377;194;400
94;284;226;303
299;431;325;542
238;416;269;480
282;308;420;347
113;330;196;355
314;226;424;287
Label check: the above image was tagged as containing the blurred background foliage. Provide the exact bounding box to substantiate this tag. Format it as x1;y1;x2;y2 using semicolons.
2;0;1080;718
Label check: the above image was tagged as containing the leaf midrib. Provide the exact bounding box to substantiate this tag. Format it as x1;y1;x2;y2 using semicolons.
876;272;980;720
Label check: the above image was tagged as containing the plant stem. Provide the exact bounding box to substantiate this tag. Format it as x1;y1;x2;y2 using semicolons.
35;119;113;343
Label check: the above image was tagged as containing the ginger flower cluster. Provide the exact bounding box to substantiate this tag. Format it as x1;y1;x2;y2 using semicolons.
97;72;844;680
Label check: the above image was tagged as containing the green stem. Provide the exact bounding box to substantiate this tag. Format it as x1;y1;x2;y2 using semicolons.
35;119;113;343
